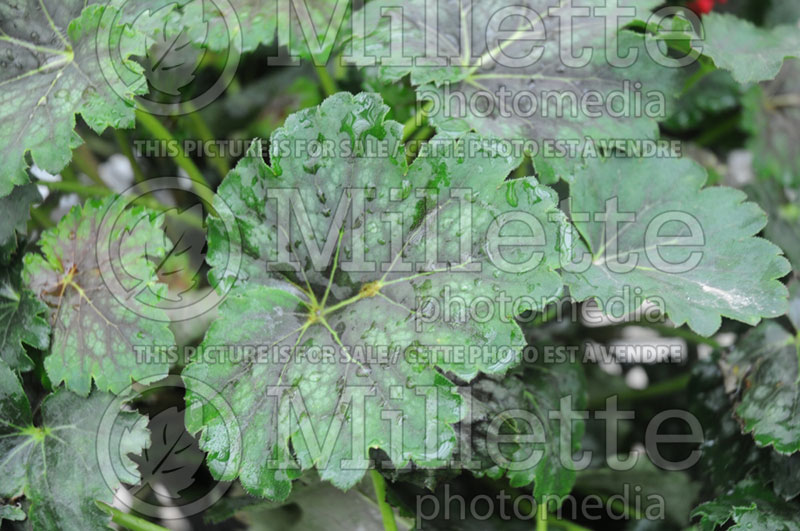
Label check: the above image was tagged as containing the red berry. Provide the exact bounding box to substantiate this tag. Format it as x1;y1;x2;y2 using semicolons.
687;0;715;14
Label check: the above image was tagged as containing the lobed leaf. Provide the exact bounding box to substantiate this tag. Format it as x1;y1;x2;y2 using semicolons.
184;0;349;58
188;92;570;499
726;320;800;455
0;184;40;264
744;179;800;272
0;360;150;531
0;255;49;372
23;196;175;395
564;156;791;337
742;58;800;189
690;12;800;84
0;1;148;197
458;358;586;502
692;478;800;531
351;0;686;179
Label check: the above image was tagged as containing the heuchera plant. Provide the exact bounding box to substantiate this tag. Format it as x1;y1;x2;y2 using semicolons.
1;0;799;530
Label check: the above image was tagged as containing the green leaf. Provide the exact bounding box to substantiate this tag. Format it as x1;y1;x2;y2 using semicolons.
0;2;148;197
185;283;462;500
0;184;40;264
206;92;567;378
351;0;685;179
459;358;586;502
691;354;800;502
744;179;800;272
575;457;700;527
189;91;569;500
354;0;661;85
770;452;800;501
0;361;150;530
690;13;800;84
0;359;32;500
563;156;791;337
689;359;767;493
206;475;392;529
692;478;800;531
23;196;175;395
0;504;25;523
765;2;800;29
742;58;800;188
0;253;49;372
188;0;348;58
663;69;741;132
725;320;800;455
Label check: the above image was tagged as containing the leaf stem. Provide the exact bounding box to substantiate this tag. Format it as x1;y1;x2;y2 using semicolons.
315;64;338;97
531;304;559;326
30;206;54;229
512;489;591;531
39;179;111;197
694;112;741;147
95;501;168;531
73;144;103;186
588;372;691;409
37;180;204;230
551;519;593;531
536;501;548;531
182;102;231;177
135;110;214;205
321;229;344;308
402;100;434;142
113;129;146;183
370;470;398;531
405;126;434;162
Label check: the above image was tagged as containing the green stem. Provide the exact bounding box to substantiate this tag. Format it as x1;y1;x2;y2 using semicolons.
135;110;214;205
588;373;691;409
402;100;434;142
182;102;230;177
531;304;559;326
315;64;338;97
604;494;642;520
38;180;204;230
536;501;548;531
370;470;398;531
60;164;77;183
332;52;347;80
513;491;591;531
405;124;435;163
412;126;434;142
681;62;714;93
568;487;643;520
73;144;103;186
514;154;531;179
694;113;740;147
551;519;593;531
40;180;111;197
30;206;54;229
113;129;146;183
95;501;168;531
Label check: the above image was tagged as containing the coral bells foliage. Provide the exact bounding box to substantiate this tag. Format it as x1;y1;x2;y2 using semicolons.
3;1;800;531
688;0;727;15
